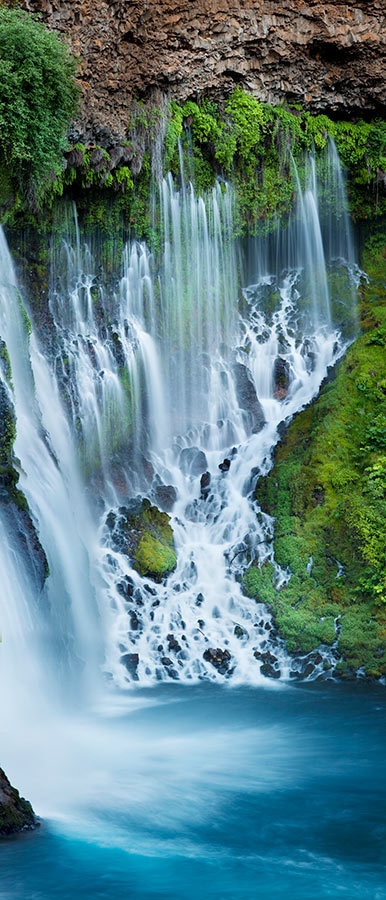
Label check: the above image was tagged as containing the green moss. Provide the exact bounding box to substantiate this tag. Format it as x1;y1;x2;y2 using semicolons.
244;563;336;654
245;233;386;676
108;498;177;581
166;92;386;233
133;501;177;579
134;532;176;579
0;768;36;835
3;89;385;236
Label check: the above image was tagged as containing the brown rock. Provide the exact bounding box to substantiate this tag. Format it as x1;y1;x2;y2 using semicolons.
19;1;386;146
0;768;38;835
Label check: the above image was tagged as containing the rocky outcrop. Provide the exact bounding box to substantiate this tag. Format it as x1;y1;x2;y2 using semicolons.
0;768;38;836
19;1;386;144
105;497;177;581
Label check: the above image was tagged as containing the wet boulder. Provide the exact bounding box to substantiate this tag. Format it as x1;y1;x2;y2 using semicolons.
234;624;248;638
179;446;208;476
0;768;38;835
154;484;178;512
232;363;265;433
200;471;211;499
273;356;290;400
106;498;176;582
260;662;281;679
203;647;231;674
121;652;139;680
167;633;182;653
219;457;231;473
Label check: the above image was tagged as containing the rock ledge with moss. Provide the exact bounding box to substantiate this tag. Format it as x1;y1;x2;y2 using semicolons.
0;768;38;836
243;231;386;680
106;498;177;582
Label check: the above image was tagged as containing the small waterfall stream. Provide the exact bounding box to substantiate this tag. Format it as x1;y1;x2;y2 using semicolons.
0;143;358;693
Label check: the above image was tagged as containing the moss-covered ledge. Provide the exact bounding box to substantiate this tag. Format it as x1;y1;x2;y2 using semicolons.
0;768;38;836
243;230;386;679
106;498;177;582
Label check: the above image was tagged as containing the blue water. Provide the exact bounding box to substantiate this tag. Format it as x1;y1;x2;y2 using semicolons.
1;683;385;900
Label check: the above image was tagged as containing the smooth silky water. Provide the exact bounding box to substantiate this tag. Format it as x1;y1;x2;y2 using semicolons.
0;145;384;898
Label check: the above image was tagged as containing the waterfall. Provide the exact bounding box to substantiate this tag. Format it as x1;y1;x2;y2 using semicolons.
0;228;100;697
0;141;358;692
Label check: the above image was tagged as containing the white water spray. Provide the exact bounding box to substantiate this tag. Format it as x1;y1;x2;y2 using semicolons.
0;142;357;693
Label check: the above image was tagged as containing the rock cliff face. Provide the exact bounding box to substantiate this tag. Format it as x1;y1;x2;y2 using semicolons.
20;1;386;142
0;768;38;835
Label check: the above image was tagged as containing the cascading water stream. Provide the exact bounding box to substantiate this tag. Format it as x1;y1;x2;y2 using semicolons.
0;141;358;694
0;228;100;697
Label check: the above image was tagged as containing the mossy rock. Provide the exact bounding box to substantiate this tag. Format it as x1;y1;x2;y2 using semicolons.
107;498;177;582
0;768;37;835
244;232;386;676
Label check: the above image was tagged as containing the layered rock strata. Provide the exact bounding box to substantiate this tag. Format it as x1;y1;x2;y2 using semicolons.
19;1;386;143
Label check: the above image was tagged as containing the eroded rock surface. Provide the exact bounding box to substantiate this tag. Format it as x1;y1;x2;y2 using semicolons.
20;1;386;143
0;769;38;836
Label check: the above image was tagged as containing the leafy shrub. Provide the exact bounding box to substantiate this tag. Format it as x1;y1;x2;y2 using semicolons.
0;6;79;205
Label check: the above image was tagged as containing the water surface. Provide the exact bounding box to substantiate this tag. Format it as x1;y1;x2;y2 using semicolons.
1;682;385;900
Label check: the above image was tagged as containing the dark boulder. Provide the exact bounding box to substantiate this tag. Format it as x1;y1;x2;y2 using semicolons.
117;576;134;599
0;769;38;836
167;633;181;653
200;471;211;498
273;356;290;399
254;650;277;664
233;363;265;433
203;647;231;674
121;652;139;679
219;457;231;473
260;663;281;679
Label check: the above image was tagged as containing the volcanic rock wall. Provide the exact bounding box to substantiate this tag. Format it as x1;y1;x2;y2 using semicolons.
19;1;386;142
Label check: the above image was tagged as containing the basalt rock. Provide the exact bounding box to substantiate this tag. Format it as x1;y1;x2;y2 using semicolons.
106;497;177;581
233;363;265;434
0;769;38;836
273;356;290;400
203;647;231;674
19;2;386;146
200;471;211;499
121;652;139;679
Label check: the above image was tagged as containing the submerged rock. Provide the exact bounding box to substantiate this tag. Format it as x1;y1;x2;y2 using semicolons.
154;484;178;512
0;769;38;836
179;446;208;476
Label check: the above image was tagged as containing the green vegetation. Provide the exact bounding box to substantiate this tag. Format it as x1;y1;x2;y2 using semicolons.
0;5;79;209
0;767;36;835
0;39;384;240
165;92;386;233
133;501;177;580
108;499;177;581
244;233;386;677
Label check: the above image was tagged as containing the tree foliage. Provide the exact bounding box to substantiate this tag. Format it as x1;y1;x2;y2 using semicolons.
0;6;79;205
